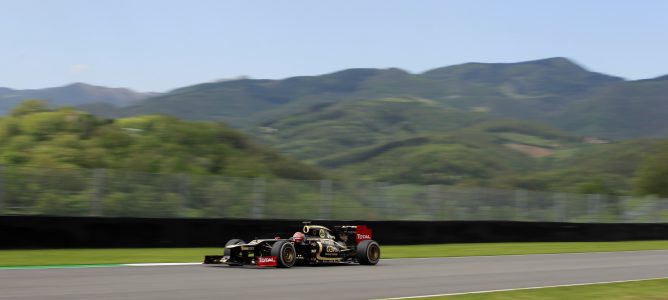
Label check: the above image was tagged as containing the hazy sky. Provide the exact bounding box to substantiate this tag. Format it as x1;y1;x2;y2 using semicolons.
1;0;666;92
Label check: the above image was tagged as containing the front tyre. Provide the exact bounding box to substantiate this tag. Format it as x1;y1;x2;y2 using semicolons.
223;239;245;257
356;240;380;265
271;240;296;268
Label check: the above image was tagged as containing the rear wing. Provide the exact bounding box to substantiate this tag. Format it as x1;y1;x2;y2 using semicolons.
333;225;373;245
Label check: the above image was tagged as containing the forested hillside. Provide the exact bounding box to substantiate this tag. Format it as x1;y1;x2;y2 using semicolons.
555;76;668;138
251;96;662;194
2;100;666;198
253;97;490;160
0;100;322;180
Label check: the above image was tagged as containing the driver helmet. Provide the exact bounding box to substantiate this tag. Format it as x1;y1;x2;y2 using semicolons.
293;232;305;243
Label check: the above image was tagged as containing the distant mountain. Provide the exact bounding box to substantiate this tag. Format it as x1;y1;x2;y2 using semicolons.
253;97;492;161
554;76;668;138
117;68;412;125
115;57;661;138
0;83;159;114
33;57;657;140
421;57;619;95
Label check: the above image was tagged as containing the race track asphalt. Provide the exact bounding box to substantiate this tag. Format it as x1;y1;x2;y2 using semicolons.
1;250;668;300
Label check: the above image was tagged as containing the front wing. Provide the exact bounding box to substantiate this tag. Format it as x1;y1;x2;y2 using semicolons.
204;243;279;267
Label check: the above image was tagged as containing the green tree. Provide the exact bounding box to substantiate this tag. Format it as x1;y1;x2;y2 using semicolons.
634;141;668;197
10;99;49;117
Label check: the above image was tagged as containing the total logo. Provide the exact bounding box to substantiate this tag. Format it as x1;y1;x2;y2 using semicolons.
258;256;276;263
257;256;278;267
356;234;371;240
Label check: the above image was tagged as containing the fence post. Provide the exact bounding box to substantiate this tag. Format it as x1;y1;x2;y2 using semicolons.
653;198;661;223
659;198;668;222
91;169;105;216
441;186;449;220
376;182;387;221
178;173;190;217
251;178;265;219
619;196;630;223
588;194;601;222
319;180;332;220
428;185;441;220
612;195;621;223
478;188;487;220
554;193;566;222
514;190;528;221
0;166;4;215
662;198;668;223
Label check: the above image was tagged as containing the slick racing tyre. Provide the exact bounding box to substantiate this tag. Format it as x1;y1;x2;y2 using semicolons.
271;240;296;268
356;240;380;265
223;239;245;257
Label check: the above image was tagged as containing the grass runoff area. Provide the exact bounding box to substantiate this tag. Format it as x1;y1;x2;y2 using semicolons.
415;278;668;300
0;240;667;267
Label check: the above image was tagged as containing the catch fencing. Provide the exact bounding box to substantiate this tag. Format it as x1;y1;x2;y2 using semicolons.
0;166;666;222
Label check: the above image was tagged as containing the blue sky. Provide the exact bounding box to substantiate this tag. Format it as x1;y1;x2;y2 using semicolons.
1;0;666;92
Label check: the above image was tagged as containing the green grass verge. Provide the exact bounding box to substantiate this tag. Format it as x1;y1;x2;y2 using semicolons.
417;278;668;299
0;248;220;267
0;241;666;267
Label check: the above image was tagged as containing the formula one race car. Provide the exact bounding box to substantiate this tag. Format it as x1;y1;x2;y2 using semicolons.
203;222;380;268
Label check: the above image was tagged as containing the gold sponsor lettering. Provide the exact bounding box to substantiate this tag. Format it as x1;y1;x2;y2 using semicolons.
315;242;342;262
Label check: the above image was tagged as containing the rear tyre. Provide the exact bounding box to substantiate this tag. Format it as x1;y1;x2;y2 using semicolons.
271;240;296;268
356;240;380;265
223;239;245;257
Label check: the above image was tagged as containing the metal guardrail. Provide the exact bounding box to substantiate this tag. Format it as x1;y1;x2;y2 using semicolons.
0;166;666;222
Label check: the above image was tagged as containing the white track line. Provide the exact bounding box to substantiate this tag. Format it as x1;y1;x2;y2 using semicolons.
376;276;668;299
4;250;667;270
125;262;201;267
384;249;668;260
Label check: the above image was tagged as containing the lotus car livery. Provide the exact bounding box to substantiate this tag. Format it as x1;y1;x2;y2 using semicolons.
203;223;380;268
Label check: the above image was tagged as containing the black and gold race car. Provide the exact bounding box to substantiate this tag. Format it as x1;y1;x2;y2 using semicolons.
203;223;380;268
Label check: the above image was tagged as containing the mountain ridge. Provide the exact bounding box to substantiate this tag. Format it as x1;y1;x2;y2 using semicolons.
113;56;661;139
0;83;159;114
5;57;668;139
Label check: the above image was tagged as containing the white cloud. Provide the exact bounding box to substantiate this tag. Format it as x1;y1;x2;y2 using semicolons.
69;64;90;74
